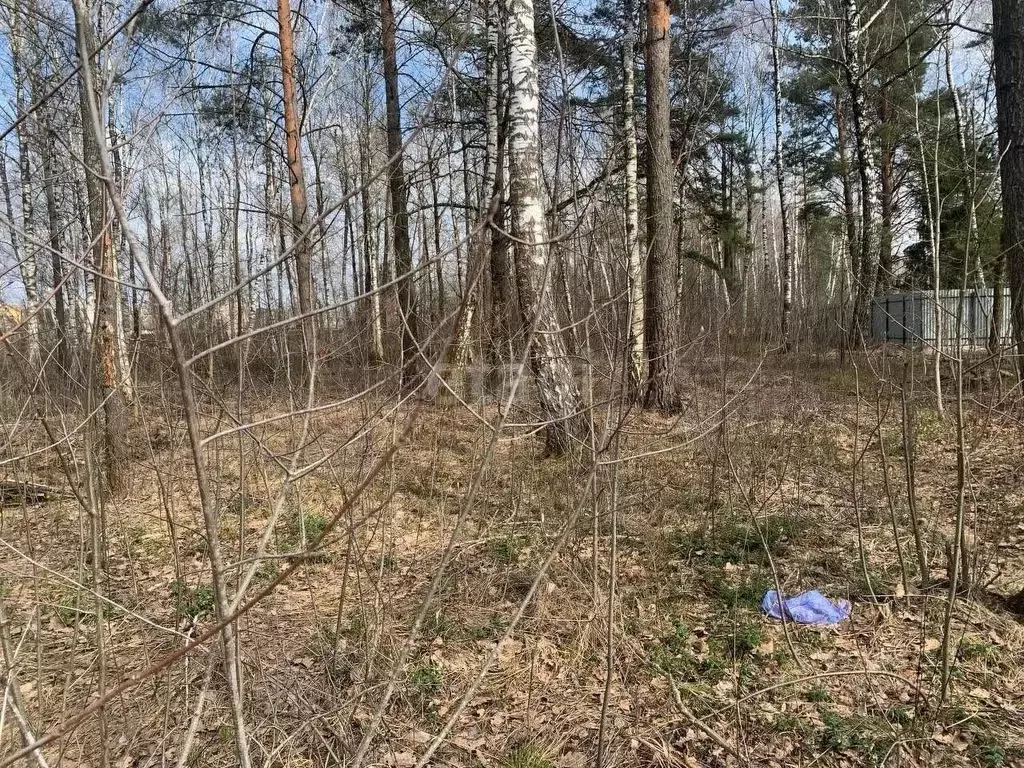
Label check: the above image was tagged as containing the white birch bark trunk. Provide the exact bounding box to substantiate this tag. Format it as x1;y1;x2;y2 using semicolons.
623;0;644;393
110;237;135;400
844;0;880;342
359;91;385;364
507;0;586;454
106;100;134;400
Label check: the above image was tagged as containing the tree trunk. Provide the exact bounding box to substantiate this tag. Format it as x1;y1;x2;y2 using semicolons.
9;6;41;369
844;0;879;345
996;0;1024;616
623;0;644;394
993;0;1024;376
428;151;446;318
448;8;488;400
643;0;679;409
40;126;69;377
276;0;315;365
877;90;895;293
308;137;333;314
358;129;384;364
769;0;792;350
507;0;587;455
75;2;129;496
107;109;135;400
944;8;986;291
990;254;1005;351
836;98;859;291
381;0;420;391
487;0;513;386
912;79;945;416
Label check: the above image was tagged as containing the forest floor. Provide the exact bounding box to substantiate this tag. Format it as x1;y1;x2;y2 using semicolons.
2;351;1024;767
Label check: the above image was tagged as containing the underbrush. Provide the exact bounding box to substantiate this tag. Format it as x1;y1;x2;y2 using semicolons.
2;358;1023;768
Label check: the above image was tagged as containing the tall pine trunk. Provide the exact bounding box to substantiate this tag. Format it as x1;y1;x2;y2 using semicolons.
276;0;315;368
993;0;1024;379
993;0;1024;613
643;0;679;409
507;0;587;455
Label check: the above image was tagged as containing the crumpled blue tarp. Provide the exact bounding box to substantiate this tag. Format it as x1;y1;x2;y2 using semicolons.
761;589;851;625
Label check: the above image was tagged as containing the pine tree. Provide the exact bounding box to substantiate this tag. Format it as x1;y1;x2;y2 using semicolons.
643;0;678;409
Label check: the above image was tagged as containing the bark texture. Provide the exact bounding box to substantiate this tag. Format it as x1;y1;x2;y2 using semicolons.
993;0;1024;368
75;3;129;495
622;0;644;394
487;0;513;381
276;0;315;365
643;0;680;409
381;0;420;391
843;0;879;344
944;10;985;291
769;0;792;349
507;0;587;455
9;6;41;368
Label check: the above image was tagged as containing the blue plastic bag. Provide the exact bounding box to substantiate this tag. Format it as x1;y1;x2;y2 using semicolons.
761;589;851;625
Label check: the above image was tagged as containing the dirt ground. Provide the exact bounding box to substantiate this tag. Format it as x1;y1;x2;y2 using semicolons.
1;352;1023;767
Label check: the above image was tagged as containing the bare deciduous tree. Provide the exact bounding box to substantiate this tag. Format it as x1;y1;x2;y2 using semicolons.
507;0;587;454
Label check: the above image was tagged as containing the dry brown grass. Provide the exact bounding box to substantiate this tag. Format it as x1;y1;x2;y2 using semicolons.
1;354;1023;767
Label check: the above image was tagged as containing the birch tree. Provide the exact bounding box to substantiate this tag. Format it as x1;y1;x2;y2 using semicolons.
507;0;587;455
623;0;644;393
843;0;879;343
768;0;793;350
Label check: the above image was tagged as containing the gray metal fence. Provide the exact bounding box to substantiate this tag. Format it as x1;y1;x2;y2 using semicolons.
871;289;1011;352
